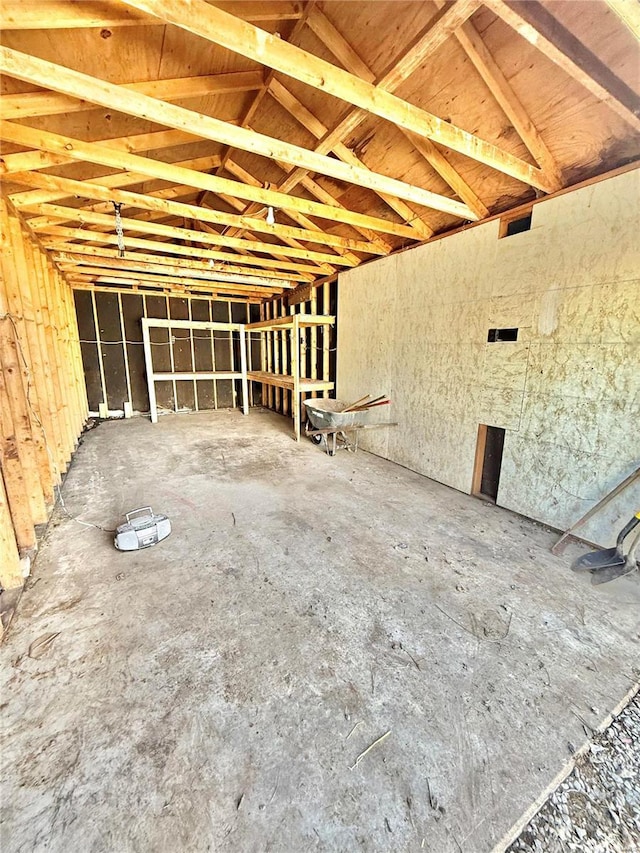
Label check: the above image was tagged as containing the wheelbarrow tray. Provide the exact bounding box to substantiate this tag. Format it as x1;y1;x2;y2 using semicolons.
303;398;366;430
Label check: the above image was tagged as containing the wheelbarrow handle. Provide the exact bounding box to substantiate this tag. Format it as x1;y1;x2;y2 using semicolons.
616;511;640;548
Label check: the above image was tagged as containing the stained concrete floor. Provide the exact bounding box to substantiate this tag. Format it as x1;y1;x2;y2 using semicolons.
1;410;639;853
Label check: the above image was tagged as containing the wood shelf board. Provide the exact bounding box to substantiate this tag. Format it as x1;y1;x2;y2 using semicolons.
246;313;335;331
247;371;334;392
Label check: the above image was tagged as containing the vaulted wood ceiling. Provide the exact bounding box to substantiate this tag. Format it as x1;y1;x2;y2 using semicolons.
1;0;639;302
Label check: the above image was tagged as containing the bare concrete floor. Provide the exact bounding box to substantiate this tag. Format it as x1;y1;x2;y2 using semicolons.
1;410;639;853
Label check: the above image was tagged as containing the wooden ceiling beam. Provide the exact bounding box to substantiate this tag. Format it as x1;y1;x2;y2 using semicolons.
0;132;220;174
0;70;263;121
299;10;489;220
483;0;640;132
203;7;342;268
0;121;430;239
0;120;429;239
62;275;279;301
215;4;310;174
439;2;562;190
222;158;387;257
121;0;553;191
220;158;374;265
305;5;375;84
0;1;304;29
6;169;381;256
52;251;298;287
5;163;215;205
67;280;264;304
57;262;287;290
268;79;433;238
65;273;271;300
239;6;500;220
22;203;359;267
42;244;312;282
0;47;475;218
36;228;325;276
605;0;640;40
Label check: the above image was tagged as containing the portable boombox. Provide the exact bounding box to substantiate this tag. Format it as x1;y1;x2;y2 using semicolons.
114;507;171;551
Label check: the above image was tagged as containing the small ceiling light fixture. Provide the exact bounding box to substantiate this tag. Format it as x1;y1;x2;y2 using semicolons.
266;205;276;226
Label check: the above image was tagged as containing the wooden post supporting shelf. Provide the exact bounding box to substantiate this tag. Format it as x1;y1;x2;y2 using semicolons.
246;313;335;440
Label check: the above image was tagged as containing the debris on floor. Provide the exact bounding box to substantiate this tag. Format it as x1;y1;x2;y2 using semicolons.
507;690;640;853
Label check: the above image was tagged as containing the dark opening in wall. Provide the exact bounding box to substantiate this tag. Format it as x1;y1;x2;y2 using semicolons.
472;425;506;503
500;211;532;238
487;327;518;342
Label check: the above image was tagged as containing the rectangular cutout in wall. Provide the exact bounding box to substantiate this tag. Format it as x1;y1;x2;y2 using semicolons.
499;210;532;238
472;424;505;503
487;327;518;342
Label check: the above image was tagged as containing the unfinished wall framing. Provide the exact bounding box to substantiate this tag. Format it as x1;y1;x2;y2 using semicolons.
74;290;261;417
337;167;640;544
0;199;87;589
257;279;337;435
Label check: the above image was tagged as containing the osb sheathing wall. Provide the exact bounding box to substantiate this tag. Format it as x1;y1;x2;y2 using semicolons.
337;168;640;545
0;199;87;589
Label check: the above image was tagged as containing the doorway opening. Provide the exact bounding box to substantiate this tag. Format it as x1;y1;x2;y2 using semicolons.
472;424;506;502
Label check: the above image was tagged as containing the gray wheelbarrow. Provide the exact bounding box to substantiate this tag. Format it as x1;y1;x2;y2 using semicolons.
302;399;397;456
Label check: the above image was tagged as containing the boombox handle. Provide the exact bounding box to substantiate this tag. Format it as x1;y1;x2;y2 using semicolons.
126;507;154;523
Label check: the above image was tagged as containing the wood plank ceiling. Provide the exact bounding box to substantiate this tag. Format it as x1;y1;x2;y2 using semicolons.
1;0;639;302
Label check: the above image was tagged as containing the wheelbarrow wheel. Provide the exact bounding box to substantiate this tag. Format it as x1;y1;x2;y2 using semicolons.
306;420;323;445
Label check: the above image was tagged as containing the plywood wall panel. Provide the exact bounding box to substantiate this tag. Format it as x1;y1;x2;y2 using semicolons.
338;169;640;544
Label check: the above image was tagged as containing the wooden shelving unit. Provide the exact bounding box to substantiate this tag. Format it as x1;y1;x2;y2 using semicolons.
247;313;335;440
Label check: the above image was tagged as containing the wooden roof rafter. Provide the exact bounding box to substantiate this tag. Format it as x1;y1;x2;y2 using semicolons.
483;0;640;132
0;0;637;301
201;3;346;268
0;69;264;121
62;262;289;291
206;0;505;238
0;46;477;219
121;0;553;191
6;169;381;258
37;231;330;278
0;1;306;30
0;121;427;239
265;78;437;236
20;203;361;268
43;242;315;282
52;251;300;286
301;7;490;219
219;158;391;256
65;272;277;301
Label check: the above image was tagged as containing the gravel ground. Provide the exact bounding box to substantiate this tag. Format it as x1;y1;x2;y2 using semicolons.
508;690;640;853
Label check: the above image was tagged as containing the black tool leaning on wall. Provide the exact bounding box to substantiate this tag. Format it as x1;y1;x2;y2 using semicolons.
571;510;640;584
